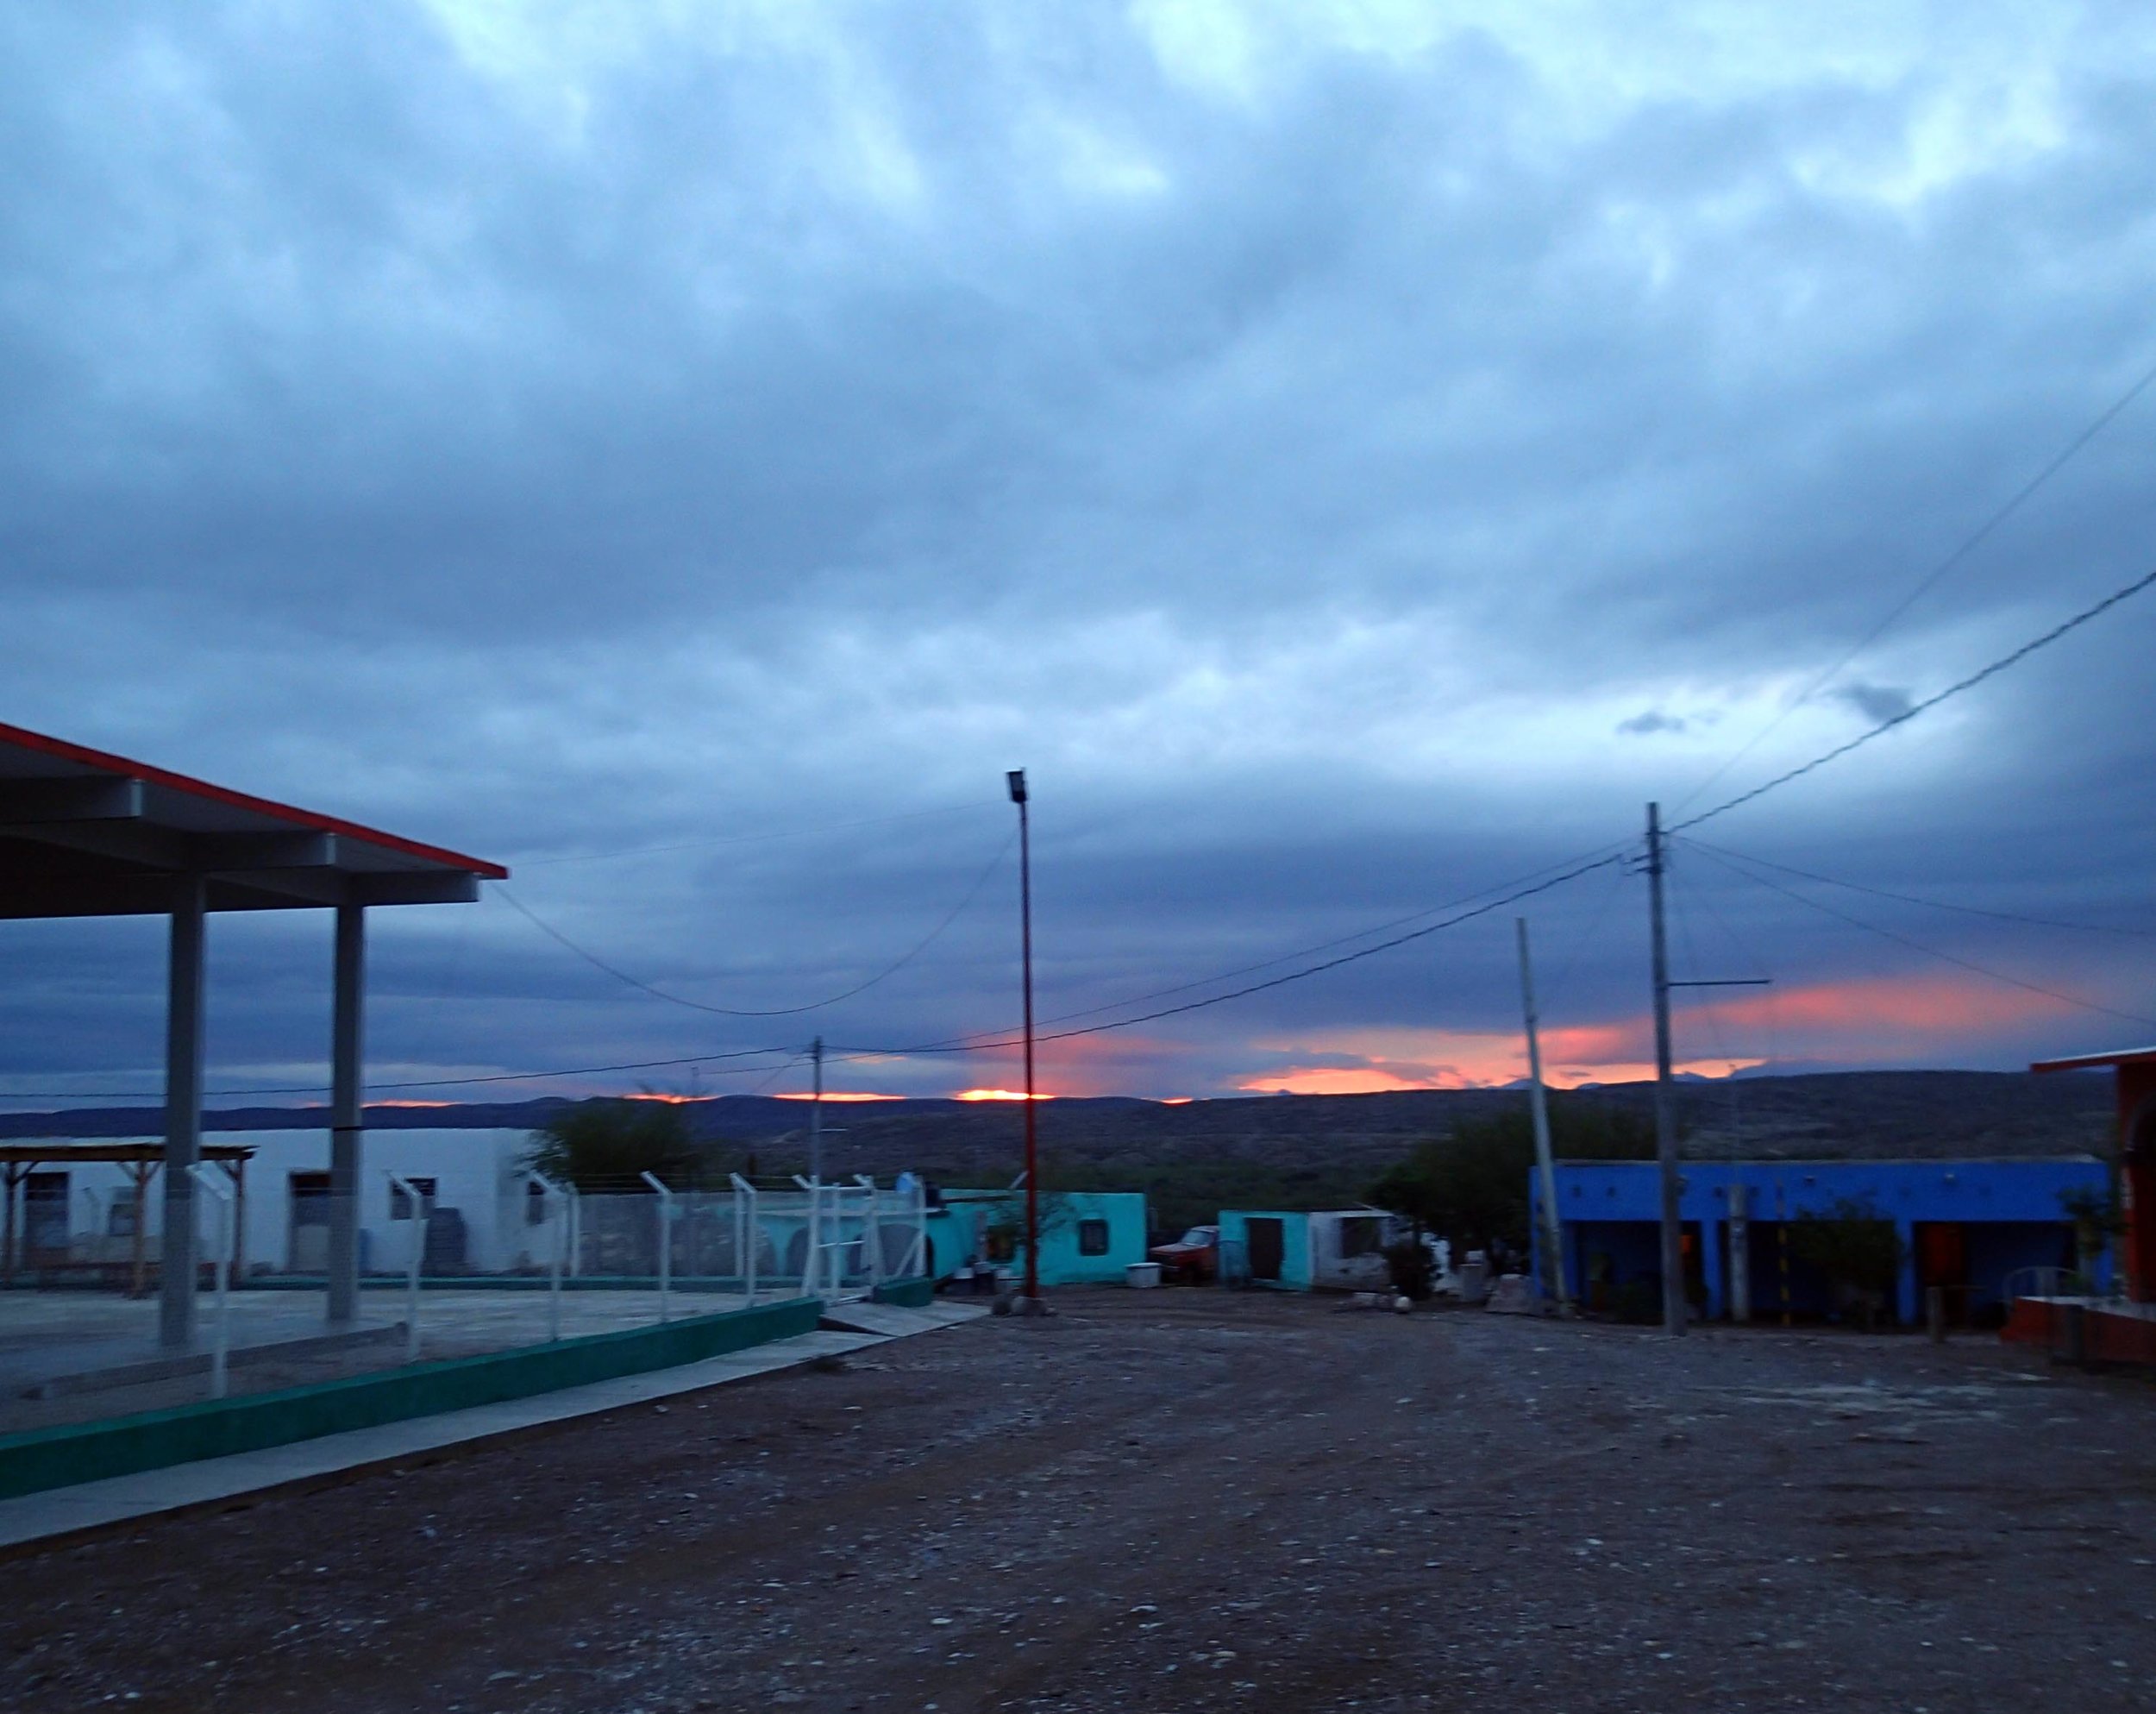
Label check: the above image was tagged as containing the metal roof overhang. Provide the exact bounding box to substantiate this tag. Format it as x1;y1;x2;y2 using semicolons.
2031;1047;2156;1074
0;720;508;919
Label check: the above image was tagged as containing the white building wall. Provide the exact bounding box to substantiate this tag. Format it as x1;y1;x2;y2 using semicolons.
20;1127;550;1277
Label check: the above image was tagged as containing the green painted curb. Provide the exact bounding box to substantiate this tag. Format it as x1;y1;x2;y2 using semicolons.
0;1296;821;1502
870;1278;935;1309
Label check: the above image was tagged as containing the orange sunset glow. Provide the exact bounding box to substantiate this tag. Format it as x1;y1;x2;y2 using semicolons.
773;1091;905;1103
1238;969;2078;1096
954;1088;1055;1102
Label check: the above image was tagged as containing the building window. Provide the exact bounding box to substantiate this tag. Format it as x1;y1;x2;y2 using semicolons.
1338;1217;1382;1259
389;1177;438;1220
526;1179;551;1224
289;1171;331;1228
1077;1218;1110;1257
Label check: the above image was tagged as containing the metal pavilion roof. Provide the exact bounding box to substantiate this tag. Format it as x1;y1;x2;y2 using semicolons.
0;719;507;918
2031;1046;2156;1074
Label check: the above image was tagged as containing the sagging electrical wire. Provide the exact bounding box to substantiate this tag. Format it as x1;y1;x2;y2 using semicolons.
1675;350;2156;814
1675;563;2156;832
496;827;1017;1018
1681;837;2156;1030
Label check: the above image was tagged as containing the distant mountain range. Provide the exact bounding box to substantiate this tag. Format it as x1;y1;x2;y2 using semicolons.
0;1070;2115;1181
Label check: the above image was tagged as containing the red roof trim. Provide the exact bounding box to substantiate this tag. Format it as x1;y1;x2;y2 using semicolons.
2030;1046;2156;1074
0;720;508;879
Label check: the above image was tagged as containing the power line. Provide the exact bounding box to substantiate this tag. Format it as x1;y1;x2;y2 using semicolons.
1015;838;1639;1034
1675;350;2156;813
496;828;1017;1018
1681;838;2156;1030
1675;563;2156;832
1536;855;1633;1017
831;848;1633;1059
515;800;1000;865
3;842;1630;1107
0;1044;804;1107
1684;835;2156;938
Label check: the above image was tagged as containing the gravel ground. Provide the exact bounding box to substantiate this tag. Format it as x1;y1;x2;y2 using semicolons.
3;1290;2152;1712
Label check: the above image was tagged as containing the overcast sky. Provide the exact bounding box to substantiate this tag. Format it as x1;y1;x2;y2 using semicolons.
3;1;2154;1108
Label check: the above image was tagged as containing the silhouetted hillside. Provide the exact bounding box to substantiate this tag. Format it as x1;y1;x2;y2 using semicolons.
2;1070;2114;1185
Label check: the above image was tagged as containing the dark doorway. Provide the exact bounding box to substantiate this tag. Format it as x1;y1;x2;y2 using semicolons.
23;1172;69;1261
1914;1221;1971;1324
1246;1217;1285;1283
289;1170;331;1272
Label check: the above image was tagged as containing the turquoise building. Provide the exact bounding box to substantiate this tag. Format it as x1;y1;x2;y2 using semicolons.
929;1190;1149;1285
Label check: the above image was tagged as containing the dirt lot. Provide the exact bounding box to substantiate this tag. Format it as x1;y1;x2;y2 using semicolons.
3;1290;2152;1712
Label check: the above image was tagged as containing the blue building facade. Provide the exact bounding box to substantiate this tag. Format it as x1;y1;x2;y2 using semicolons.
1531;1158;2110;1325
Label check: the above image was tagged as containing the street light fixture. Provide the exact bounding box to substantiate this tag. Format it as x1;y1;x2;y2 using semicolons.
1007;768;1039;1305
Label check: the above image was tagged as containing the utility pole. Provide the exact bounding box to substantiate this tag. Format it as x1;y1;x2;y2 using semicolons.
1645;806;1771;1338
809;1035;824;1184
1645;802;1685;1336
807;1035;825;1289
1515;917;1570;1315
1007;769;1040;1307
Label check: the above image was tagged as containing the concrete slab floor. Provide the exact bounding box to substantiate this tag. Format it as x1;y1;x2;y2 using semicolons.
0;1286;805;1434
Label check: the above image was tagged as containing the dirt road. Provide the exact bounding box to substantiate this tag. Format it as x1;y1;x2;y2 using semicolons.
3;1290;2152;1712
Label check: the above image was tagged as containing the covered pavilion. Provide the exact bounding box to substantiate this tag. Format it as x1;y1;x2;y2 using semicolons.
2031;1045;2156;1302
0;720;505;1347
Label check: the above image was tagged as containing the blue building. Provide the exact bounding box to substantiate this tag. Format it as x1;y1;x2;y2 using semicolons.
1531;1158;2110;1326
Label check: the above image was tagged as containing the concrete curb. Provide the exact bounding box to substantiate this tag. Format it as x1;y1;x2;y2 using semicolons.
0;1302;989;1557
0;1296;822;1502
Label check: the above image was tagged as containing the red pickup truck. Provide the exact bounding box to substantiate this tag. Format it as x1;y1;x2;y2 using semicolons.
1148;1224;1219;1284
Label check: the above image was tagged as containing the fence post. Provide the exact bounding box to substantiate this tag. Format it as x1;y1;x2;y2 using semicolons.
185;1165;235;1398
1926;1284;1946;1344
805;1178;822;1298
845;1181;871;1284
386;1172;428;1363
528;1172;566;1341
640;1171;674;1322
730;1172;758;1303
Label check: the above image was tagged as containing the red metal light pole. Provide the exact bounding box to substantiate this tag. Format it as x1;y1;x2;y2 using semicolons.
1007;769;1038;1303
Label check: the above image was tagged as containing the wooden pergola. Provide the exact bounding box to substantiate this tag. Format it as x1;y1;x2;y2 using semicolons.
0;1140;254;1295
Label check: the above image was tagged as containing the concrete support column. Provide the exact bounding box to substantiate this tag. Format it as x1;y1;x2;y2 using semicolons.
1728;1182;1752;1324
1701;1213;1727;1322
159;875;207;1349
1895;1217;1918;1328
328;901;366;1323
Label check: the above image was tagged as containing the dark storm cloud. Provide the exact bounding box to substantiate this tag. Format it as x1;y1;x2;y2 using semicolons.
3;3;2155;1104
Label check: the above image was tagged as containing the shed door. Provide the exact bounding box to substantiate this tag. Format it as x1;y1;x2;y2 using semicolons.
24;1172;69;1258
1247;1217;1285;1282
